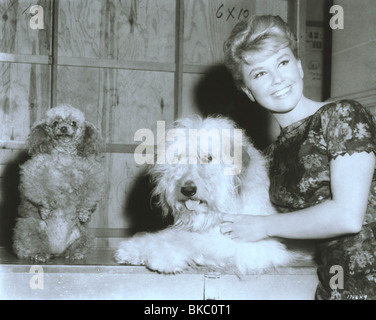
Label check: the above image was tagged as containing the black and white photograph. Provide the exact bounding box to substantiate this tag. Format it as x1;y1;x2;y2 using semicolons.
0;0;375;304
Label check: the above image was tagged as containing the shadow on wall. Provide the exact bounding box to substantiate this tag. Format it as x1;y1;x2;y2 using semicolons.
124;166;174;233
0;151;29;250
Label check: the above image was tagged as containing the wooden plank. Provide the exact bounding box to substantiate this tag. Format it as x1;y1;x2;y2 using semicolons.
295;0;307;66
0;62;50;141
58;0;176;63
58;56;175;72
183;64;211;74
254;0;289;18
0;0;51;55
0;141;26;150
0;0;52;141
183;0;256;66
105;69;175;144
105;144;138;154
0;53;50;64
174;0;184;119
0;142;155;155
56;65;102;126
88;153;140;230
50;0;60;109
56;66;175;144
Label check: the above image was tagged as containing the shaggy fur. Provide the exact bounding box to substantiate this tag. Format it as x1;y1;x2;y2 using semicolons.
115;116;295;275
13;104;106;262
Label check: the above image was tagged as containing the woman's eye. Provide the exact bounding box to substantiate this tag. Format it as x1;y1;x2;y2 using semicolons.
254;71;266;79
279;60;290;67
207;155;213;163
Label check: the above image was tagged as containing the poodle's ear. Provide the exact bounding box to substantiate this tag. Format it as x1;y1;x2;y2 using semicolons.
77;122;104;157
27;123;55;155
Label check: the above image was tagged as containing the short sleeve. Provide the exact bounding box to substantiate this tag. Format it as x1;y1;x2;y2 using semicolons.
321;100;376;160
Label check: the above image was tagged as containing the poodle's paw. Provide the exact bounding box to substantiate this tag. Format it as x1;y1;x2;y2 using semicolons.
65;252;85;260
115;242;144;266
39;207;51;220
31;253;52;263
77;208;91;223
39;200;53;220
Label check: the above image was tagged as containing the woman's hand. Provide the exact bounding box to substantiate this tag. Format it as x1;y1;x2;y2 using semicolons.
220;214;269;242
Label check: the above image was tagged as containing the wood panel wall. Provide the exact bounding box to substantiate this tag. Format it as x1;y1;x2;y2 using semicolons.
0;0;297;249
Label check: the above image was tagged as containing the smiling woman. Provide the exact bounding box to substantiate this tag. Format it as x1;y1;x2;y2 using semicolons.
223;14;376;300
241;48;305;115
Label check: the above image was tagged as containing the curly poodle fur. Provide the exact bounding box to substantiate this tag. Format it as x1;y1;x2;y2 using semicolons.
13;104;106;262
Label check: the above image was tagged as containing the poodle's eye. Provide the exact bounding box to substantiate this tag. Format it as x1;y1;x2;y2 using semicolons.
71;121;77;127
52;121;59;127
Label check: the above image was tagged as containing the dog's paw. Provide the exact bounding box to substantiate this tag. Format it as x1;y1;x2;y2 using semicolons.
147;255;187;274
114;242;144;265
39;200;54;220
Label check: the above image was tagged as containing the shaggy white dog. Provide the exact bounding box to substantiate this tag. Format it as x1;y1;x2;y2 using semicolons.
115;116;294;275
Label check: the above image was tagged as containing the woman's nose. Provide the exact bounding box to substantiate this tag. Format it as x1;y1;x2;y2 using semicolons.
271;70;284;85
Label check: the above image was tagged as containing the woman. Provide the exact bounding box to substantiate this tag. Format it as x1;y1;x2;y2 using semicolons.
221;15;376;299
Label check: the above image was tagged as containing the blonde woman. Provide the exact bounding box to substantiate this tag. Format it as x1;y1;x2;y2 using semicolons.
221;15;376;300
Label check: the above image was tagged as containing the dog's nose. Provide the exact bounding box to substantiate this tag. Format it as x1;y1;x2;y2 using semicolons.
181;181;197;197
60;126;67;133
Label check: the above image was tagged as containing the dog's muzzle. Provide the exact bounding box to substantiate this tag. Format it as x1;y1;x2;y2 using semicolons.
180;181;204;211
181;181;197;197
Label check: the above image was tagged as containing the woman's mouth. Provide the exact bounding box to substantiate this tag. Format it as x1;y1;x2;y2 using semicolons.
271;85;292;98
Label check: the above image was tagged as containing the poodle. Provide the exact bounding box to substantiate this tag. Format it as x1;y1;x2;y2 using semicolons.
13;104;106;262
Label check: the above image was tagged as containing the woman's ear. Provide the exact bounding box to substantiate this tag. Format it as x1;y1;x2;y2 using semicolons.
242;87;255;102
297;59;304;79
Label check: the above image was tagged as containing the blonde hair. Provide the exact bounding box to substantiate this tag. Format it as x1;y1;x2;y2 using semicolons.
224;15;298;90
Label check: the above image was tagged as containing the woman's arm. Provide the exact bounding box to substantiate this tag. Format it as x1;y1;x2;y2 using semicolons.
221;151;375;241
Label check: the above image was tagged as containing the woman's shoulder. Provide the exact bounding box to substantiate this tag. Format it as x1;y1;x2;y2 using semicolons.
316;99;370;118
311;99;376;131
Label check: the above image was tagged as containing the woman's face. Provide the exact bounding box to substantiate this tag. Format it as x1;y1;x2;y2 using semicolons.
241;47;304;114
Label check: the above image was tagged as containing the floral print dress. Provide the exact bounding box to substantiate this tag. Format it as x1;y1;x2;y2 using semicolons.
265;100;376;300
